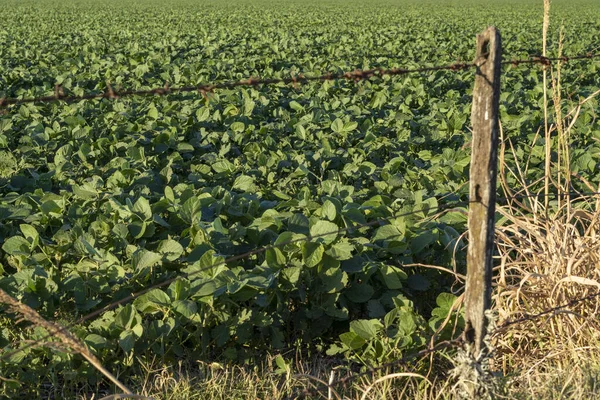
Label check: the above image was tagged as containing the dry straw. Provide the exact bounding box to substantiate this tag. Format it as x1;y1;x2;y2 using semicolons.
492;0;600;390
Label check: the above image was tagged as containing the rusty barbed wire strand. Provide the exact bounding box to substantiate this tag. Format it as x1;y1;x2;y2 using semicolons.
492;290;600;332
1;52;599;109
501;52;600;67
0;63;475;108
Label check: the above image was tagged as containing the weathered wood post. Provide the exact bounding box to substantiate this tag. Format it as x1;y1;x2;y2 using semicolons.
464;27;502;357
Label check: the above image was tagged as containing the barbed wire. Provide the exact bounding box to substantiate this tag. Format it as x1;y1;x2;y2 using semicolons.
501;53;600;67
0;63;476;108
3;189;600;361
493;289;600;332
1;52;599;109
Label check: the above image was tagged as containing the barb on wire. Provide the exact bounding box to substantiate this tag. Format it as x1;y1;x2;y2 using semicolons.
493;290;600;332
501;52;600;67
0;199;468;361
500;190;600;202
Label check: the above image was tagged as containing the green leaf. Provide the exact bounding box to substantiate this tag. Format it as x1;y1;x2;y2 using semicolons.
54;144;72;167
410;231;436;253
196;107;210;121
128;221;147;239
233;175;256;192
407;274;430;291
119;330;136;353
168;279;190;301
115;305;136;330
212;159;234;174
148;106;158;119
212;324;230;347
344;283;374;303
132;250;162;272
282;266;301;285
380;265;407;289
266;247;286;267
134;289;171;313
322;200;337;221
132;197;152;220
191;280;218;298
84;334;108;350
20;224;38;244
157;239;184;261
373;225;404;243
331;118;344;133
339;332;366;350
319;267;348;293
310;220;339;245
73;184;97;200
180;196;201;225
343;121;358;132
302;242;324;268
289;101;304;112
398;313;417;336
350;319;383;340
172;299;198;318
2;236;31;255
436;293;457;311
326;241;354;260
288;214;310;234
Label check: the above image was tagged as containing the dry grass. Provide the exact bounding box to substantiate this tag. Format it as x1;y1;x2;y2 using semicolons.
489;0;600;396
92;353;457;400
65;352;598;400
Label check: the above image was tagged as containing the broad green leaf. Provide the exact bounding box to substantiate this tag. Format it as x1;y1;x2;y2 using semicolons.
339;332;366;350
380;265;407;289
212;159;234;174
322;200;337;221
118;330;136;353
134;289;171;313
84;334;108;350
172;300;198;318
132;250;162;272
132;197;152;220
302;242;324;268
331;118;344;133
266;247;286;267
115;305;136;330
2;236;30;255
180;196;201;226
326;241;354;260
407;274;430;291
233;175;256;192
350;319;383;340
158;239;184;261
148;106;158;119
310;220;339;245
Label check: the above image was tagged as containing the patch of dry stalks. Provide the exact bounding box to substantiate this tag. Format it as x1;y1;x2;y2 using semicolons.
491;1;600;393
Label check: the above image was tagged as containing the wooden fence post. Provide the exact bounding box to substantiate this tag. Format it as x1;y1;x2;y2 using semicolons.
464;26;502;357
